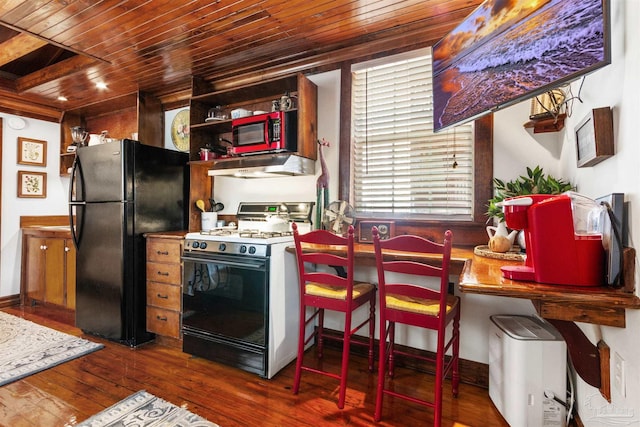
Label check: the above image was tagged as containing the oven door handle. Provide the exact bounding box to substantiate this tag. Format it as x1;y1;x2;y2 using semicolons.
182;255;267;270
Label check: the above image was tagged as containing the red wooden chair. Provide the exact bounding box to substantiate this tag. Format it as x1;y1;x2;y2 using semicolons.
291;222;376;409
372;227;460;425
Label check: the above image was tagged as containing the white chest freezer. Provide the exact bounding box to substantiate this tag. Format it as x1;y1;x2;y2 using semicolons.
489;315;567;427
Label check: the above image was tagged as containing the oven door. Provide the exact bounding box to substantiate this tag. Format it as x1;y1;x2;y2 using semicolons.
181;252;269;376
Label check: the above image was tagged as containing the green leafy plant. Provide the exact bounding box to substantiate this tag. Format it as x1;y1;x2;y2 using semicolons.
487;166;575;222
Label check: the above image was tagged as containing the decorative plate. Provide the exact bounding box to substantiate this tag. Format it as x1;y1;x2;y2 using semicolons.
171;109;190;152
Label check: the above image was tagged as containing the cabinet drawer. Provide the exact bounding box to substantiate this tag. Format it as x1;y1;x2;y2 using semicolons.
147;281;181;310
146;261;181;284
147;240;182;263
147;306;180;338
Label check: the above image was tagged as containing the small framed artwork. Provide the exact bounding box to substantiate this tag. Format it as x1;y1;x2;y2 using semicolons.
17;137;47;167
575;107;614;168
18;171;47;198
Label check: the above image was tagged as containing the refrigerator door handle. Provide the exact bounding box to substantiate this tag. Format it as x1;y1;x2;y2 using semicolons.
69;155;84;249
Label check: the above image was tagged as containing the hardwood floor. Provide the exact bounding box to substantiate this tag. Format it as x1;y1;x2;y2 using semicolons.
0;305;508;427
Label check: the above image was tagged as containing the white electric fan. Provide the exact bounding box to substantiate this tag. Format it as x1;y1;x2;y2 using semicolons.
322;200;355;235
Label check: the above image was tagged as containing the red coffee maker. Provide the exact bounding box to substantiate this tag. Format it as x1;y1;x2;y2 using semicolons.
500;192;605;286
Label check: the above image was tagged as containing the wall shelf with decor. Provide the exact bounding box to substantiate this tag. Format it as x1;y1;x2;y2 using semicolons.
523;113;566;133
186;73;318;231
58;91;163;176
188;73;317;161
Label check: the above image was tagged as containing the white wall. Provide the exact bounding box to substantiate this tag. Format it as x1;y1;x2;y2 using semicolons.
555;1;640;424
0;115;70;297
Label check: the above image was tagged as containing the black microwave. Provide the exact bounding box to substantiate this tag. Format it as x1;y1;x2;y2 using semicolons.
231;110;297;156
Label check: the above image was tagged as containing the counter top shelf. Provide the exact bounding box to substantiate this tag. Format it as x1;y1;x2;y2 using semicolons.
459;248;640;327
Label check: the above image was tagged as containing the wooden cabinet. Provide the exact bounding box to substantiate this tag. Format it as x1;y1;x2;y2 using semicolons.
21;228;76;310
59;91;163;176
145;233;184;343
187;73;318;230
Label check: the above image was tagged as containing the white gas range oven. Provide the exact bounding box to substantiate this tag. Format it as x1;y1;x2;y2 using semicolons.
181;202;313;378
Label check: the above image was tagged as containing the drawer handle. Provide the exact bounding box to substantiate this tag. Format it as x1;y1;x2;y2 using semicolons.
156;315;167;322
157;271;169;276
157;293;168;299
156;250;169;256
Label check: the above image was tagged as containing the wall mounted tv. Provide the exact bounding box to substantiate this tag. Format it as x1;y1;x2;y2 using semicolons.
432;0;611;132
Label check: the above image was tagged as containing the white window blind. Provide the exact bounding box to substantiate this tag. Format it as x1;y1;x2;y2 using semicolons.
351;50;474;219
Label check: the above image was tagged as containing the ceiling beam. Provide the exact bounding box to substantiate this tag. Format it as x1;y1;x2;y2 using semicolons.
0;32;47;66
15;55;101;92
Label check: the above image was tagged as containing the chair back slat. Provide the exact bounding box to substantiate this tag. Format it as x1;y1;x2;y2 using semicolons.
382;260;442;277
305;272;348;288
301;252;349;267
378;233;445;255
385;283;440;300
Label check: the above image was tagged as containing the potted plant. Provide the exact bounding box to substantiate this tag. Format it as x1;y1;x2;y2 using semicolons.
487;166;574;223
486;166;574;252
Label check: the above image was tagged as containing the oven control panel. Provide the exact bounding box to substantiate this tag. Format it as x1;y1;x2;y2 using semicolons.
184;239;269;257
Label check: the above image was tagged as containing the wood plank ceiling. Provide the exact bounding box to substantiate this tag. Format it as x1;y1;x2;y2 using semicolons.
0;0;482;121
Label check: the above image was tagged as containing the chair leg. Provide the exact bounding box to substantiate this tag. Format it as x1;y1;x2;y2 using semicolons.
317;308;325;359
434;320;451;427
374;320;388;422
388;321;396;378
292;303;307;395
338;313;353;409
368;292;376;372
452;309;461;397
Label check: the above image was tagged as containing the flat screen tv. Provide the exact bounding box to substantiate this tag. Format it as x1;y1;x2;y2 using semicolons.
432;0;611;132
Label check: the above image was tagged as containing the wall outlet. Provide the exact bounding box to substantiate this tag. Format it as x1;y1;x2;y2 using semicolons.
613;351;626;397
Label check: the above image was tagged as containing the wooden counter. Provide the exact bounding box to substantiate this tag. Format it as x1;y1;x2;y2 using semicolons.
459;250;640;328
286;243;474;276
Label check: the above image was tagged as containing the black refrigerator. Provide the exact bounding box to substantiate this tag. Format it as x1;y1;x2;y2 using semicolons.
69;139;188;346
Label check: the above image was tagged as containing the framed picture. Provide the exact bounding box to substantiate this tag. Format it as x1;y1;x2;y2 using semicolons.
575;107;614;168
18;171;47;198
17;137;47;167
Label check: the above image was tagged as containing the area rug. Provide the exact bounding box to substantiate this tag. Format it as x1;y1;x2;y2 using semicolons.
0;311;103;386
77;390;220;426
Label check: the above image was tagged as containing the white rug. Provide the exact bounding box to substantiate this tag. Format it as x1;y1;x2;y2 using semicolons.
77;390;220;427
0;311;103;386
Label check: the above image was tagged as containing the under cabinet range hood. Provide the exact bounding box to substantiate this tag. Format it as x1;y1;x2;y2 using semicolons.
207;154;315;178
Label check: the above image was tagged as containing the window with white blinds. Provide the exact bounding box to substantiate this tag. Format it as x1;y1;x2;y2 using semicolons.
351;50;475;219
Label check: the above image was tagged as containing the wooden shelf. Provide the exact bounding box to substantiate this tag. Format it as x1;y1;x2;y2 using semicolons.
459;247;639;327
186;72;318;231
523;113;566;133
59;91;163;176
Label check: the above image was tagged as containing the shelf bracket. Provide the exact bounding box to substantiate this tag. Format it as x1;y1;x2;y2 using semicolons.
546;319;611;402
